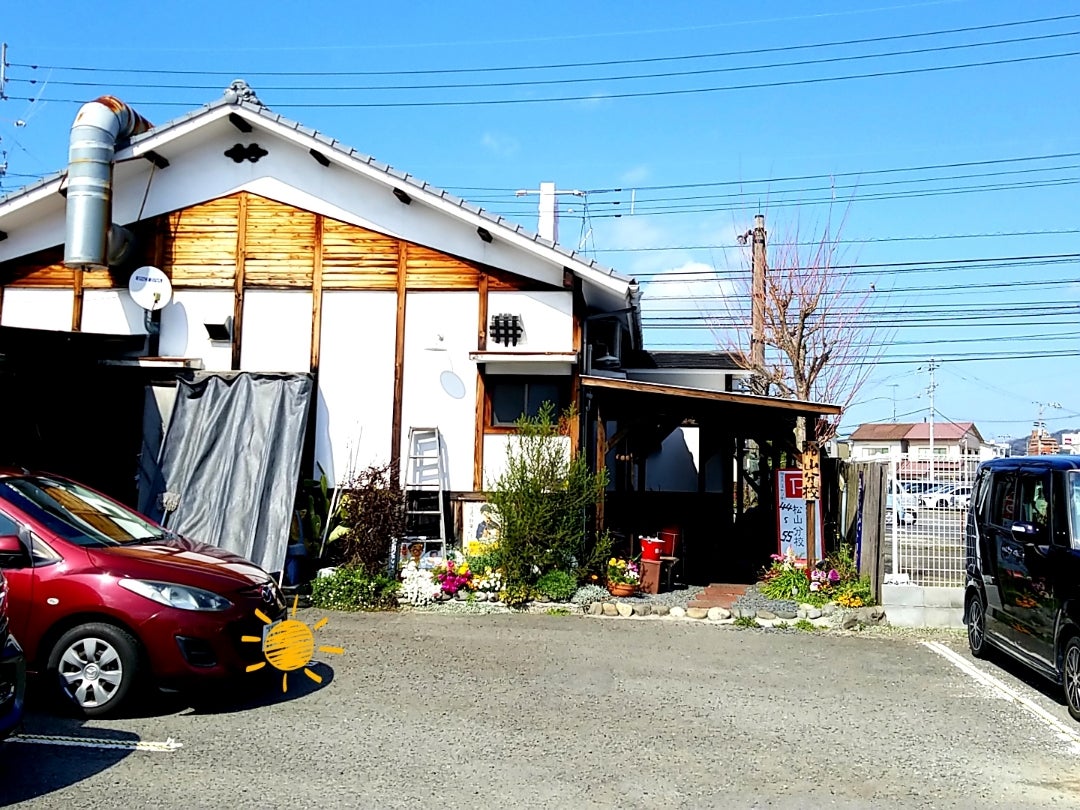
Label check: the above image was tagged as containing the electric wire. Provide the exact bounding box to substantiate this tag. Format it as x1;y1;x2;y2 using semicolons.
16;12;1076;77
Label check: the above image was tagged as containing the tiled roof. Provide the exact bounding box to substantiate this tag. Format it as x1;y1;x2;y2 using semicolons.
0;92;632;287
849;423;915;441
850;421;983;442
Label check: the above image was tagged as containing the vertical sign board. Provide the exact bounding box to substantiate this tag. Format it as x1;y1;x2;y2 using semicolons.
776;469;824;563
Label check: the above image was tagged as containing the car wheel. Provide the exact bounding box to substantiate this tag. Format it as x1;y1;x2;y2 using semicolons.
48;623;141;718
1064;637;1080;722
967;593;988;659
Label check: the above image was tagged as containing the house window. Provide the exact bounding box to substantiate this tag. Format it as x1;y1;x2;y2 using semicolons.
488;376;569;427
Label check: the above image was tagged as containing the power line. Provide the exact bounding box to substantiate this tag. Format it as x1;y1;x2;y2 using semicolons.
634;253;1080;280
448;150;1080;194
588;176;1080;217
14;28;1080;93
589;228;1080;252
13;49;1080;109
17;11;1075;77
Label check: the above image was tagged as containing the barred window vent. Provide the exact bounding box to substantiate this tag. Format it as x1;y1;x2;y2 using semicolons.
489;314;524;347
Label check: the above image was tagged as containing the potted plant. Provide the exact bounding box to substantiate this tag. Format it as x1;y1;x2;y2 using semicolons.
606;557;640;597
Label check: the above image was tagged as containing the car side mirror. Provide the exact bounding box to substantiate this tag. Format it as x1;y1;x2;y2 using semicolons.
0;534;30;569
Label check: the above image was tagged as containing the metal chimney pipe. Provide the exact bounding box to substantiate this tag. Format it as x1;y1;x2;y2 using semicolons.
64;96;152;269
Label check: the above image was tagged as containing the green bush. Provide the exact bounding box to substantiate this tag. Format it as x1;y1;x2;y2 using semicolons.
486;403;608;592
734;615;758;628
535;570;578;602
310;565;400;611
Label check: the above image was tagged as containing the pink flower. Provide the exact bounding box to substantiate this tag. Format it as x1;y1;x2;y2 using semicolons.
828;569;840;583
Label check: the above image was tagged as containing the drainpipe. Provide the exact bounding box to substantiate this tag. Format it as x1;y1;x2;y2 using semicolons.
63;96;152;269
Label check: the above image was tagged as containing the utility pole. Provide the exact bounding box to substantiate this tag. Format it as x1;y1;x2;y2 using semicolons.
751;214;767;377
515;181;584;244
0;44;7;99
889;384;899;422
927;358;938;484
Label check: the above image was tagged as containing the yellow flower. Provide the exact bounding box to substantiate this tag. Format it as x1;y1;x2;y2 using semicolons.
609;558;617;566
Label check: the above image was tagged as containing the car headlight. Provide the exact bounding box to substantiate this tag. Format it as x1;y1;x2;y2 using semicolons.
118;579;233;611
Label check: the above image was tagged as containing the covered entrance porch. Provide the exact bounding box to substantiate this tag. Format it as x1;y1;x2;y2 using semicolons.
581;375;840;588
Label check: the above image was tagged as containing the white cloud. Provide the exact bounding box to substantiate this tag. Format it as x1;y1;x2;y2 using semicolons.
480;132;519;157
619;165;650;185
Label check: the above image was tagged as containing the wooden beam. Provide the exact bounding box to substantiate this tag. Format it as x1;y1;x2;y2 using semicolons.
231;193;248;370
71;269;84;331
473;272;489;491
390;242;408;477
310;215;324;373
568;275;583;457
579;374;842;415
595;407;607;530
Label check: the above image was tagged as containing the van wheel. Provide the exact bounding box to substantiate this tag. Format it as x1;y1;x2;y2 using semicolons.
967;594;988;659
1063;637;1080;722
48;623;141;718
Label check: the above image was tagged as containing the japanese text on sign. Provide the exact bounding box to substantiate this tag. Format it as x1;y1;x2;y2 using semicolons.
776;469;824;563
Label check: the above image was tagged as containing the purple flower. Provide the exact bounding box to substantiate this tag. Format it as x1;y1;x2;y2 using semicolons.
828;569;840;582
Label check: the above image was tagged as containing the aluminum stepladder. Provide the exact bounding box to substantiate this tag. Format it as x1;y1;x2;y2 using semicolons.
398;427;447;570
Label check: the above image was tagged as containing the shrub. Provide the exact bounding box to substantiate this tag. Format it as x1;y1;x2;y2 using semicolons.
485;403;608;591
535;570;578;602
310;565;400;611
328;462;405;574
734;615;758;628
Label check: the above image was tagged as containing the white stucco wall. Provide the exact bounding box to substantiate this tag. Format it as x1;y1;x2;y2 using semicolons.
315;291;396;486
158;290;235;370
400;291;479;492
0;288;74;330
240;290;313;373
81;289;149;335
483;434;570;490
486;291;572;353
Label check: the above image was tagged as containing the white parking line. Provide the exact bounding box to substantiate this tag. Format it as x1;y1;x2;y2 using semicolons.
922;640;1080;751
7;733;183;752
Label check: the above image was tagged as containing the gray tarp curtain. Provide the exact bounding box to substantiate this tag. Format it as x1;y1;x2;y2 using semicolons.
149;371;312;574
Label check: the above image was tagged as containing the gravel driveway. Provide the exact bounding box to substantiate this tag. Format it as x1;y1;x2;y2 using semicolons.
4;612;1080;809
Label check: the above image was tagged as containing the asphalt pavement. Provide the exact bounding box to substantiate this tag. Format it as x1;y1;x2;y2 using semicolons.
3;612;1080;809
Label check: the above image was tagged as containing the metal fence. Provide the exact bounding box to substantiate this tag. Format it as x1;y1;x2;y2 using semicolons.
884;455;980;588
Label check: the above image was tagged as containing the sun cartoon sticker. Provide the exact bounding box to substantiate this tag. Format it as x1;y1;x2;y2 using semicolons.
243;595;344;692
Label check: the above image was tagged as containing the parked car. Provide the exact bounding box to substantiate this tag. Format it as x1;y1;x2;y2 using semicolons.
886;479;918;525
920;484;972;509
0;569;26;740
0;469;288;717
964;456;1080;719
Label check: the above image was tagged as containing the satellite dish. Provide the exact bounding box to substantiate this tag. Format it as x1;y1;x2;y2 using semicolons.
128;266;172;311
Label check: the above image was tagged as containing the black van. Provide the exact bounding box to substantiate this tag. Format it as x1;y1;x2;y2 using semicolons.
964;455;1080;719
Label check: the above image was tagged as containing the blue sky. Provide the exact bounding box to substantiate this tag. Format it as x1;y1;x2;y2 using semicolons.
1;0;1077;442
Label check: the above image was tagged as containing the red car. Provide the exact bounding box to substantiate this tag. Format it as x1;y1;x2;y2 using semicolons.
0;568;26;739
0;469;287;717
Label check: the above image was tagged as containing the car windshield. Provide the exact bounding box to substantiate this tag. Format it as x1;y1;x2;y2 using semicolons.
0;476;164;548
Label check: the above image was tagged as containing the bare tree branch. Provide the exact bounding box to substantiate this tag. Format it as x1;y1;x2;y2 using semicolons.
710;206;891;443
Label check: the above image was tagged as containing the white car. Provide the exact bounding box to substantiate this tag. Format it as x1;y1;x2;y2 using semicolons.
920;484;972;509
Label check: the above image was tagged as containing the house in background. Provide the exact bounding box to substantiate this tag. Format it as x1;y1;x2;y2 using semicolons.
849;421;991;461
0;85;837;580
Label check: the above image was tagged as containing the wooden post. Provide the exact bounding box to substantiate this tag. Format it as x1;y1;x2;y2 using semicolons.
71;268;84;332
390;242;409;479
473;273;489;491
231;193;248;370
802;440;821;568
309;215;324;373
